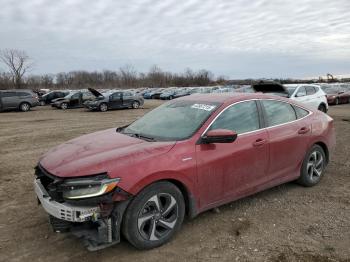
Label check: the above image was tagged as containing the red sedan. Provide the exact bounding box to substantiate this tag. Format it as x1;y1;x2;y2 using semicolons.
34;93;336;251
324;88;350;105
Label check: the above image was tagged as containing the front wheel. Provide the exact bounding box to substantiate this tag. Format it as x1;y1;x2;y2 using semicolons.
122;182;185;250
297;145;326;187
99;103;108;112
132;101;140;109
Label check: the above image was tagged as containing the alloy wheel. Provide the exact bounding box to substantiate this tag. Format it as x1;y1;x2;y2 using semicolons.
100;103;108;112
61;103;68;110
307;151;324;181
133;101;140;109
137;193;178;241
21;103;30;112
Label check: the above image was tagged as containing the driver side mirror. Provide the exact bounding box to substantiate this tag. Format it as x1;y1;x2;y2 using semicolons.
200;129;237;144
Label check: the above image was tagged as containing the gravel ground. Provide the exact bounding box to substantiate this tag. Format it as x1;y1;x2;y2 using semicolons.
0;101;349;262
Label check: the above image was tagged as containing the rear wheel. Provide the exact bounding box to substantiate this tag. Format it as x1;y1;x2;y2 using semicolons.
132;101;140;109
20;102;31;112
99;103;108;112
169;96;174;100
40;101;45;106
122;182;185;250
297;145;326;187
318;104;327;113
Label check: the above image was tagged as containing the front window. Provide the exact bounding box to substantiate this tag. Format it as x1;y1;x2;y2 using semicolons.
209;101;260;134
123;100;220;141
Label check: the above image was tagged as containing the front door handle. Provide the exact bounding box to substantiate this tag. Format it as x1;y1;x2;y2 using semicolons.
298;127;310;134
253;138;267;147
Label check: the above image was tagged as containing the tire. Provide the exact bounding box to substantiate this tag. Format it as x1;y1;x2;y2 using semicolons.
122;181;185;250
132;101;140;109
20;102;31;112
169;96;174;100
335;98;339;105
99;103;108;112
318;104;327;113
297;145;326;187
40;101;45;106
60;102;68;110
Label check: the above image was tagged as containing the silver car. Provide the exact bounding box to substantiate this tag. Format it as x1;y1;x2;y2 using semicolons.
0;89;39;112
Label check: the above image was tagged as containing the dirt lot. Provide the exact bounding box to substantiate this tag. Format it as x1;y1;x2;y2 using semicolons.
0;101;349;262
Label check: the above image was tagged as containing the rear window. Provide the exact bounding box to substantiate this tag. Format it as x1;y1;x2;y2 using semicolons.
262;100;296;126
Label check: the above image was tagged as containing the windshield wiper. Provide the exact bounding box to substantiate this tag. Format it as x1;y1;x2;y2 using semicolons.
122;132;157;142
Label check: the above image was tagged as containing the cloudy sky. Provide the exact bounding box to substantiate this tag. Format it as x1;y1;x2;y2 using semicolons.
0;0;349;78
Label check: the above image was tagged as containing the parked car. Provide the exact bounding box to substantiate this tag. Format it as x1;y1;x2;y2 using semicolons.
323;87;350;105
0;89;39;112
143;88;164;99
84;88;144;111
39;91;70;106
251;81;329;113
159;89;190;100
34;93;335;251
51;90;95;109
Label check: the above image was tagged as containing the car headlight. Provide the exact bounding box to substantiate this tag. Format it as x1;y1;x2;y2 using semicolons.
60;175;120;199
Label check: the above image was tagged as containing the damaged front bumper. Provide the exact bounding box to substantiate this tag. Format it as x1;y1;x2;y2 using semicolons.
34;178;129;251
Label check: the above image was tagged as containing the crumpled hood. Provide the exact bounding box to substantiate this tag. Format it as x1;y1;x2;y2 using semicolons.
39;128;176;178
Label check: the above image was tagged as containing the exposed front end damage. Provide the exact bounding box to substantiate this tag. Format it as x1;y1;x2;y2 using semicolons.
34;165;132;251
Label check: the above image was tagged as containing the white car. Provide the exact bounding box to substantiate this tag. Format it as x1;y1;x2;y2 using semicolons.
285;84;328;113
252;81;328;113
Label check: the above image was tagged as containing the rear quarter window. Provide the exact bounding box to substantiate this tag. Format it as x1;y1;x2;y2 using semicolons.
16;92;31;97
293;105;310;119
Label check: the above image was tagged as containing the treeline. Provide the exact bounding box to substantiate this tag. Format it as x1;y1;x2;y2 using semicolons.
0;65;227;90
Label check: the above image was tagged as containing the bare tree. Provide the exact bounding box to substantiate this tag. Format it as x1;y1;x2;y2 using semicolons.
0;49;33;89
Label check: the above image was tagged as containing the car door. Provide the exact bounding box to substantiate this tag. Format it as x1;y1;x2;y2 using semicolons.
1;91;18;108
196;100;269;207
304;86;319;108
122;92;133;107
261;99;311;181
293;86;310;106
69;93;81;107
109;92;123;108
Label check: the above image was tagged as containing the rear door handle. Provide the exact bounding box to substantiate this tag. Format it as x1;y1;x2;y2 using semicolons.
253;138;267;147
298;127;310;134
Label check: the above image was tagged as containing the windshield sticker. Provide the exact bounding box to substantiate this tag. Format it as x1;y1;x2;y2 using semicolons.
191;104;216;111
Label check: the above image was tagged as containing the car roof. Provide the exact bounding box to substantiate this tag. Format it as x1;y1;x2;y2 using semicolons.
177;92;292;104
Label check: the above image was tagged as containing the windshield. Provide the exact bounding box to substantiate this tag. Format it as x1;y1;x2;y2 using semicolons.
123;100;220;141
286;87;297;96
324;88;339;94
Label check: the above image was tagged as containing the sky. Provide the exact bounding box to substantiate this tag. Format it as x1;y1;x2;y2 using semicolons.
0;0;349;79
